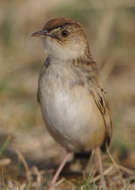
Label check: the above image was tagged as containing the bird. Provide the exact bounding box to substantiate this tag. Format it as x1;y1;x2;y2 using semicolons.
32;17;112;190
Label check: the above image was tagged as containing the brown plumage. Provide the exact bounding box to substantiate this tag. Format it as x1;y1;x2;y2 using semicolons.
32;17;112;190
43;17;82;32
71;57;112;151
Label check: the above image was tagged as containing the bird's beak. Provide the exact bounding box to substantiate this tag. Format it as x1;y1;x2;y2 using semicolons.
31;29;51;37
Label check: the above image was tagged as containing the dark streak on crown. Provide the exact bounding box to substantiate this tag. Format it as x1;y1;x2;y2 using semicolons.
43;18;81;32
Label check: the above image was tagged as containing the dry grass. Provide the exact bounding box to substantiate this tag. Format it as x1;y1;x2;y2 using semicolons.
0;0;135;189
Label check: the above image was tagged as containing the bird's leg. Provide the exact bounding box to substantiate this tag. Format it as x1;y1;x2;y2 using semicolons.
48;152;72;190
95;147;107;190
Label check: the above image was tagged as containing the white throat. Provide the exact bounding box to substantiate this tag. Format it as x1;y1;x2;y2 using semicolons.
44;37;86;61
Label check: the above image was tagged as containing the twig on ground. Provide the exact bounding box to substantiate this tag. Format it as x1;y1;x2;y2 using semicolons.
107;148;133;175
16;150;32;190
91;165;114;183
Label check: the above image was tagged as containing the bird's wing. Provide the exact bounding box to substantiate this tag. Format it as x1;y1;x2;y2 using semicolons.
72;57;112;150
90;85;112;151
37;57;50;103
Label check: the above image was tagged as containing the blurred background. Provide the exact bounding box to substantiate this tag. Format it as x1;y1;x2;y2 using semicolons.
0;0;135;188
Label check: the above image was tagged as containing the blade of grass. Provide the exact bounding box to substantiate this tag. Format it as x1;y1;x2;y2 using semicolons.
23;183;29;190
4;183;8;190
0;136;11;158
124;176;135;190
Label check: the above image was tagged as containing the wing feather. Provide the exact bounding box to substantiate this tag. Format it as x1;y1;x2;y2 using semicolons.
90;86;112;151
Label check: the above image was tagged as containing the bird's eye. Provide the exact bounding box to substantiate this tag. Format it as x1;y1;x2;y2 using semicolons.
61;30;68;37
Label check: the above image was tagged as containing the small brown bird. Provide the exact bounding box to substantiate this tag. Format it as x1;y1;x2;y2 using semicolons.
32;17;112;190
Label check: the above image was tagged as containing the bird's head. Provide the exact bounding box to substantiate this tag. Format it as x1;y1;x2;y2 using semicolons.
32;18;89;60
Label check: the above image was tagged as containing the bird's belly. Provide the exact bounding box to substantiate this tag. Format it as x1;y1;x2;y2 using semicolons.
40;83;105;152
